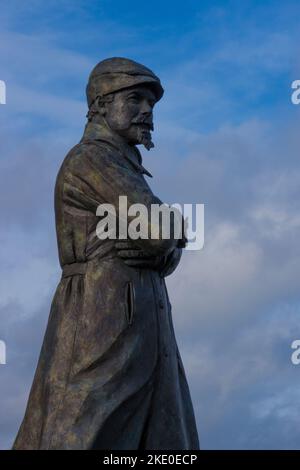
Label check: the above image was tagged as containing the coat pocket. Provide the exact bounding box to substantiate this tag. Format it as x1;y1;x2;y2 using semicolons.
124;280;135;326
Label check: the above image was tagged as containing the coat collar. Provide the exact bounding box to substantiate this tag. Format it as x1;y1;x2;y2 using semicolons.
80;120;153;178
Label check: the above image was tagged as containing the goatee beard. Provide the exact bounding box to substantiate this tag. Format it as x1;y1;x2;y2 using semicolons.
136;127;154;151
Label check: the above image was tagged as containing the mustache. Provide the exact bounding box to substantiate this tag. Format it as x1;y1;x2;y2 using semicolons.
131;117;154;131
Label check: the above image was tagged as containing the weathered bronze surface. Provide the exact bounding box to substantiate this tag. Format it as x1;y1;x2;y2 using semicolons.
13;58;200;450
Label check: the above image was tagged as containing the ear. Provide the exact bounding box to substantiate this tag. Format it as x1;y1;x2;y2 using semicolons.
95;96;107;117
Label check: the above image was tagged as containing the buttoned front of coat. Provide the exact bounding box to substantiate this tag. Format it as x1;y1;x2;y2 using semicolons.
12;121;200;450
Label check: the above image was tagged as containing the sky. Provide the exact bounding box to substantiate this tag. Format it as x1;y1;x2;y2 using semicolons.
1;0;300;450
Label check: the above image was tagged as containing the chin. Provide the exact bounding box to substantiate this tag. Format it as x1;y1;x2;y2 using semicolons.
126;127;153;148
127;137;140;146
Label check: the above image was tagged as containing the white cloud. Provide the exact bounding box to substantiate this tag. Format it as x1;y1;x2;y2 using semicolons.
1;0;300;449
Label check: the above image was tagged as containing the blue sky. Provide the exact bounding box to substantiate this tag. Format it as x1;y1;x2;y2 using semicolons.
1;0;300;450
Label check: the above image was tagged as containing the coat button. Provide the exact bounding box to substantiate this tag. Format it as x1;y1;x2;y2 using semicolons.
159;299;164;309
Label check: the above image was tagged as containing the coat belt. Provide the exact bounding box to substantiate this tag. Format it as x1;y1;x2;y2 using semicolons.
61;262;88;278
61;241;116;278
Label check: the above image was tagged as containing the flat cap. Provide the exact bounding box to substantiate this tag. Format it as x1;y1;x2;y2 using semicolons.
86;57;164;108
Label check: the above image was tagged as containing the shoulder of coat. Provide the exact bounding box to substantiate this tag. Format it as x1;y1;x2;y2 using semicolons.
55;140;123;193
58;141;110;172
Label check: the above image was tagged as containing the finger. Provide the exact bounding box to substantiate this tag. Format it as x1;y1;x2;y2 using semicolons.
117;250;143;258
115;241;137;250
123;259;158;267
117;250;154;259
115;242;154;257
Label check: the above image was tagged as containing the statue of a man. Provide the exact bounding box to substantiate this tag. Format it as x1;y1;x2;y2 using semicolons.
13;58;200;450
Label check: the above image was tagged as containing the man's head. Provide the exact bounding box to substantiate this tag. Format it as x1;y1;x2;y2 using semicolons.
86;57;164;150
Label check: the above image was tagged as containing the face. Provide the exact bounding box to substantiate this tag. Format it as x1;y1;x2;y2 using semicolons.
101;85;157;150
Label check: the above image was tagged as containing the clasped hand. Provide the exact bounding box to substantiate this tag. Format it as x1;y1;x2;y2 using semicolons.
115;241;163;269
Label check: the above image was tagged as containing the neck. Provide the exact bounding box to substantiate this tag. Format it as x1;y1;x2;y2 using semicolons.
84;117;129;146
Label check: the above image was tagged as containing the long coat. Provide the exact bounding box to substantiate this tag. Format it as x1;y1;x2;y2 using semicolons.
13;121;200;450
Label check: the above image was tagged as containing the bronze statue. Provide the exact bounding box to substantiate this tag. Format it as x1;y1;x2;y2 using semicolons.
13;57;200;450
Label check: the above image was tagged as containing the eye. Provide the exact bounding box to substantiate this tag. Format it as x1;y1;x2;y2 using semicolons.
127;95;139;103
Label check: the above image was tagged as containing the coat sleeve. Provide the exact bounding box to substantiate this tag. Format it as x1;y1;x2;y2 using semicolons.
62;142;186;257
157;230;188;278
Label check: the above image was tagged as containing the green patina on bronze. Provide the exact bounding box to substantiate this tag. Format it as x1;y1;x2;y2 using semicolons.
13;57;199;450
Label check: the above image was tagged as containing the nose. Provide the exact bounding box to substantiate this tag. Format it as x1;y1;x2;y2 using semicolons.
140;99;153;115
